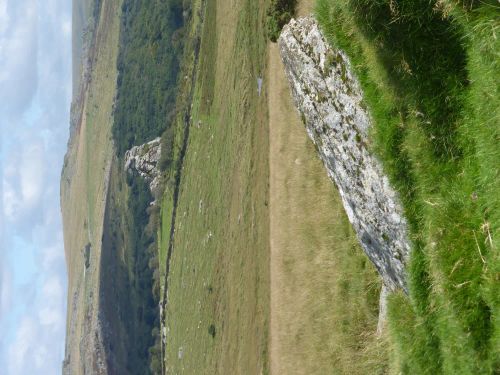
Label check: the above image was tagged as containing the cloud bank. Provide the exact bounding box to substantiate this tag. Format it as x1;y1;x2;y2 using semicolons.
0;0;72;374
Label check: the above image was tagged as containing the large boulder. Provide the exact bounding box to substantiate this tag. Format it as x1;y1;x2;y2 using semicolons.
124;137;162;196
278;17;411;292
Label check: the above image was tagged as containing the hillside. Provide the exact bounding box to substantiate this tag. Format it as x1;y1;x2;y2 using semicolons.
62;0;122;372
63;0;185;373
61;0;498;374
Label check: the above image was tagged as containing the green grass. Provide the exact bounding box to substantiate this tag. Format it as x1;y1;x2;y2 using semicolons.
158;193;173;290
316;0;499;373
160;0;270;373
157;0;207;301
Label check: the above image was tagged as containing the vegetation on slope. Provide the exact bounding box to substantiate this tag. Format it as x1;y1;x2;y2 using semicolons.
113;0;186;158
159;0;270;373
316;0;499;373
100;168;158;374
107;0;191;373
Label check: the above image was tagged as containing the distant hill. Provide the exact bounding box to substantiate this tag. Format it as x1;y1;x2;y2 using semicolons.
71;0;88;96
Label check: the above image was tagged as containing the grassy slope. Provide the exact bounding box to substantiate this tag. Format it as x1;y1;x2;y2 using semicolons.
158;0;206;303
161;0;270;373
72;0;98;95
316;0;499;373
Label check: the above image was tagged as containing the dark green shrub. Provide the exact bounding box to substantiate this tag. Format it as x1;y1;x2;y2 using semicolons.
113;0;186;157
267;0;297;42
208;324;216;338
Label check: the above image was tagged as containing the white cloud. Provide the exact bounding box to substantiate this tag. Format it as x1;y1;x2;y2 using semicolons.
7;317;35;375
40;241;64;270
0;0;38;118
41;276;63;302
5;273;66;374
33;344;48;369
38;306;63;328
0;0;71;373
0;0;9;35
2;179;19;223
2;139;46;223
19;142;45;208
0;267;12;317
61;17;71;39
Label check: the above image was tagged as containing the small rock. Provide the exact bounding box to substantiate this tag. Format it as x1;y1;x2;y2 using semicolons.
178;347;184;359
257;77;263;96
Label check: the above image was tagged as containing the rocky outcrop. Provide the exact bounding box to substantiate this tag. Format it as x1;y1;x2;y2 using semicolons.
124;137;162;197
278;17;411;292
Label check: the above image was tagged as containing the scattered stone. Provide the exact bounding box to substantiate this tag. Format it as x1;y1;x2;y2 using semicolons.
257;77;263;96
178;346;184;360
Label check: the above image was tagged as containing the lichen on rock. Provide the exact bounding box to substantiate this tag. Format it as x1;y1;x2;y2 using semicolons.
278;17;411;292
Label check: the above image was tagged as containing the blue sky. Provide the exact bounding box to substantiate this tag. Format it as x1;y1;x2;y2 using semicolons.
0;0;71;374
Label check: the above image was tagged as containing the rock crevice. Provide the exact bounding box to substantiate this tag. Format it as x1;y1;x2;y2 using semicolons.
278;17;411;292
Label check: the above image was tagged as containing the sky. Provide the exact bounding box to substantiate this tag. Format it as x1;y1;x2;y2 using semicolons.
0;0;72;374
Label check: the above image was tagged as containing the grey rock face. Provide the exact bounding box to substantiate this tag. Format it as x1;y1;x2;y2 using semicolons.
278;17;411;292
124;137;162;198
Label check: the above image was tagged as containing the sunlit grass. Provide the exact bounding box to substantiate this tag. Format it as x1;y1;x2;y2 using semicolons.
316;0;499;373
